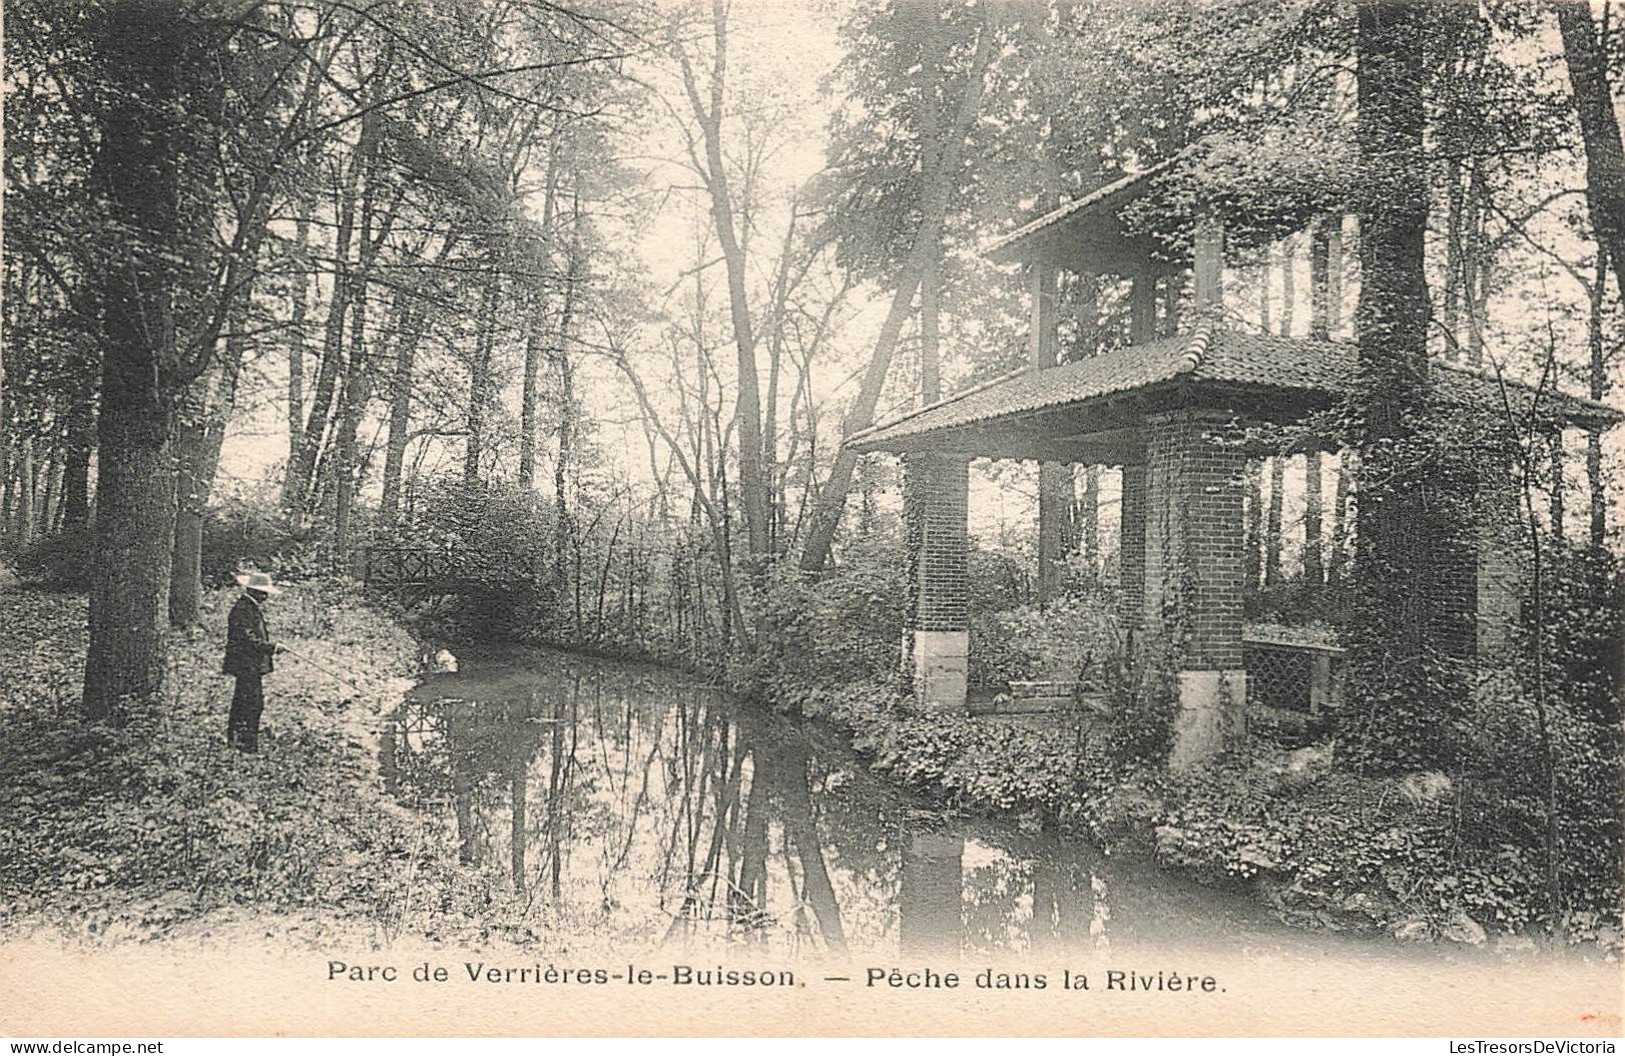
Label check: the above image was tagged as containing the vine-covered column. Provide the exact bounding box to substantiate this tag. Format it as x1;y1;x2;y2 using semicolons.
1119;460;1148;643
1143;407;1247;768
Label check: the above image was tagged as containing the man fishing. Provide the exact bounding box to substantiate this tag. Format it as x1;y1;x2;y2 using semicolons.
223;570;283;753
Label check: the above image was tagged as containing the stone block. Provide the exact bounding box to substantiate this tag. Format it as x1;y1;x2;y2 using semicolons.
1170;668;1246;770
913;629;969;713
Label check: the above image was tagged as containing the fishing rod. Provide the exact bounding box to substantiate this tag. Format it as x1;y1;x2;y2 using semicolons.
275;643;382;695
276;644;564;726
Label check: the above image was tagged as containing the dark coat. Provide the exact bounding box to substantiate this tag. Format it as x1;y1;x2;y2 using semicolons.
222;594;276;677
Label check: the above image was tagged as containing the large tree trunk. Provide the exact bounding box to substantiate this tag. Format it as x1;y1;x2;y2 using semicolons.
1550;0;1625;300
84;2;186;721
1345;0;1450;771
799;19;993;573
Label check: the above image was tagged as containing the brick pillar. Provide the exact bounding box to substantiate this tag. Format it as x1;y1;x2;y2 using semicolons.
1143;409;1246;769
1119;462;1147;639
907;453;970;711
1432;460;1527;663
1475;468;1526;659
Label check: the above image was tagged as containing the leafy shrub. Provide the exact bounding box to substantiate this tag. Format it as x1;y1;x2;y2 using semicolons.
201;499;322;583
759;539;910;688
969;591;1121;689
13;528;96;590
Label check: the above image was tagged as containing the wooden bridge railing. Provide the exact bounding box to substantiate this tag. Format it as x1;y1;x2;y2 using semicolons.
363;546;542;591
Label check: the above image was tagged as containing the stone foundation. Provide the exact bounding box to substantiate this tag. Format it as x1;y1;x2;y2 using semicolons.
913;629;969;712
1170;668;1246;771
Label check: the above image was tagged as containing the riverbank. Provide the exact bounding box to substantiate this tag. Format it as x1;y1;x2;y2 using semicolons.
779;679;1623;955
0;581;504;948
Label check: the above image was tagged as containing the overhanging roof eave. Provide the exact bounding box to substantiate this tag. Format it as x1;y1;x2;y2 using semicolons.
982;160;1176;266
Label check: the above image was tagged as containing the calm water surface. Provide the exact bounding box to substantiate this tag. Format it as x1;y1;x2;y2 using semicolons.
379;646;1457;964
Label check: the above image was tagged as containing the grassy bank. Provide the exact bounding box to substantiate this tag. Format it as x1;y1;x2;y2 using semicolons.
0;581;506;948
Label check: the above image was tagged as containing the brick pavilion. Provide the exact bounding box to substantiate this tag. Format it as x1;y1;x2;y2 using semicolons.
846;168;1620;769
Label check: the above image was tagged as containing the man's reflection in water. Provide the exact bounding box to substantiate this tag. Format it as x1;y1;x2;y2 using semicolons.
899;831;964;957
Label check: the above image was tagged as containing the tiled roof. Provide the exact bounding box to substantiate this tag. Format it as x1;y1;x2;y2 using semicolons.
847;329;1621;452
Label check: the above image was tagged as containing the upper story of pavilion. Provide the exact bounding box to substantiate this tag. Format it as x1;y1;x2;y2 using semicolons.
848;165;1620;463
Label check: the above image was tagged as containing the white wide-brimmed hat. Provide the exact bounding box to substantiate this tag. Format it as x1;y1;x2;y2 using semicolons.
234;570;284;595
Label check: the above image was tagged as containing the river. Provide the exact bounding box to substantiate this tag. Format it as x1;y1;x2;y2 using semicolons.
377;643;1508;969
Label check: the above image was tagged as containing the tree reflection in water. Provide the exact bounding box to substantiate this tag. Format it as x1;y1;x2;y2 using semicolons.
382;649;1356;960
